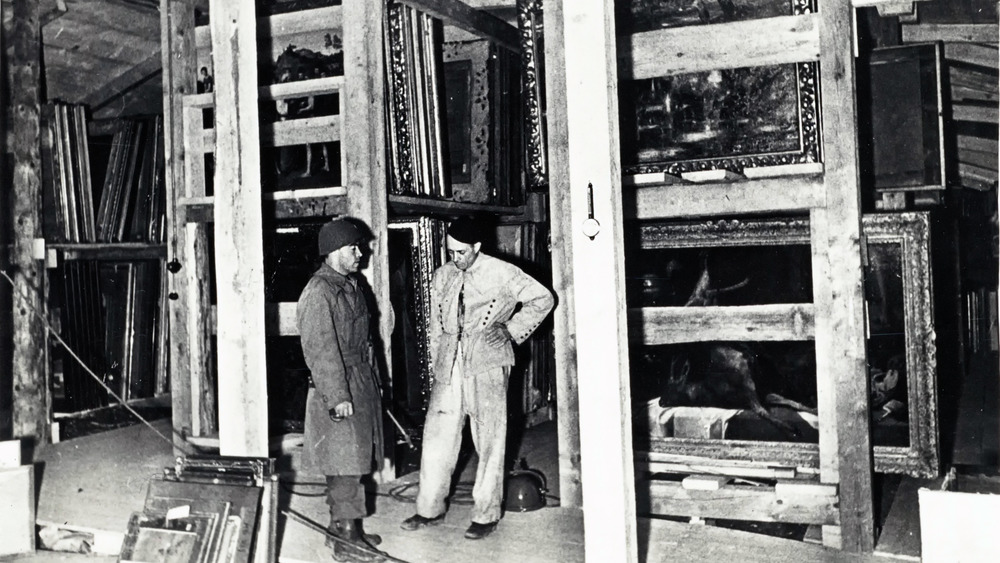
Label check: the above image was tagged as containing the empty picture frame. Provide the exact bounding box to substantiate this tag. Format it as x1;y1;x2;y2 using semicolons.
628;212;939;477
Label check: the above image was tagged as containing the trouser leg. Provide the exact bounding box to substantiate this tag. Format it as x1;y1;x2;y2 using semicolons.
415;372;465;518
467;366;509;524
326;475;367;521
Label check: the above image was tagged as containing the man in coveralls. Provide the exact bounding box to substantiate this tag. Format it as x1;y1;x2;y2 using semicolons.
400;217;555;540
297;218;385;563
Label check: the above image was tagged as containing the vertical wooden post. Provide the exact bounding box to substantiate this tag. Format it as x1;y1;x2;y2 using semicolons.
343;0;391;478
209;0;269;457
162;0;216;446
541;0;582;508
9;0;50;445
556;0;638;560
815;2;875;553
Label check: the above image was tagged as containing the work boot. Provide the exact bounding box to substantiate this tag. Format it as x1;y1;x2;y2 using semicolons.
327;519;385;563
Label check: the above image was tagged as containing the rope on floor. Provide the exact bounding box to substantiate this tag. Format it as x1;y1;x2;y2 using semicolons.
1;268;197;455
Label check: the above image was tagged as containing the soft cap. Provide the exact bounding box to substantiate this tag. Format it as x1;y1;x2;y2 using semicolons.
318;219;363;255
447;216;484;245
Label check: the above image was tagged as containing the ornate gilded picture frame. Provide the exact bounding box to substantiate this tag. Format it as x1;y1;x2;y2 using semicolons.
616;0;822;177
628;212;939;477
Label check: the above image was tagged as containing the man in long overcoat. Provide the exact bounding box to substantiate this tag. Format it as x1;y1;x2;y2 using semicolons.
400;217;555;540
297;217;384;563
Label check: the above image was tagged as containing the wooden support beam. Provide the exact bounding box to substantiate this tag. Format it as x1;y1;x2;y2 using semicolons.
209;0;269;457
815;1;875;552
162;0;215;443
199;115;342;149
623;175;825;219
949;65;999;94
619;14;820;80
397;0;520;53
944;42;999;69
84;50;163;111
953;103;1000;123
542;0;583;509
9;0;50;445
629;304;815;345
557;0;638;560
342;0;391;476
902;23;1000;44
637;478;840;525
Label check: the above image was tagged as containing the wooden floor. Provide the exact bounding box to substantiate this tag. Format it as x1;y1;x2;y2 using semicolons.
30;418;911;562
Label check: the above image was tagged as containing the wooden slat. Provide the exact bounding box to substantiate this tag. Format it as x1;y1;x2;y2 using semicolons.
163;0;206;445
620;14;820;80
210;0;270;457
178;192;350;224
958;134;999;156
949;65;1000;94
958;162;999;184
184;76;344;109
902;23;999;44
816;0;875;551
542;0;583;509
559;0;638;561
953;103;999;123
624;175;825;219
629;304;815;345
637;478;839;525
944;42;999;69
84;50;163;111
387;194;526;216
10;0;50;444
397;0;520;53
194;5;343;49
958;147;999;171
952;84;999;103
200;115;341;149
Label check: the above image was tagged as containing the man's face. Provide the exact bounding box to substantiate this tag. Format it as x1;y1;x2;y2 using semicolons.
447;236;481;271
326;243;362;275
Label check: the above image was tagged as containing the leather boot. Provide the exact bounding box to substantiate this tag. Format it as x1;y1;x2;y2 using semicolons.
327;519;384;563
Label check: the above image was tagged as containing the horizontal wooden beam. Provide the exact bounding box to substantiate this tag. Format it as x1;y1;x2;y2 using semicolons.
629;304;815;345
902;24;999;44
194;5;344;50
183;76;344;109
388;194;527;216
52;243;167;261
623;175;825;220
952;103;999;123
952;85;999;103
397;0;520;53
619;14;819;80
958;134;998;156
200;115;341;149
179;190;349;223
949;66;999;94
944;42;999;69
958;162;998;186
637;478;840;525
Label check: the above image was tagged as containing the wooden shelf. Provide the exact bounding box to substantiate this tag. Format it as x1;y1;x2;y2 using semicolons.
179;187;349;223
49;242;167;261
388;194;526;217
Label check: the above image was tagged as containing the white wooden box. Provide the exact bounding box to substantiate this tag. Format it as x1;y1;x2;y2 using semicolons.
919;473;1000;562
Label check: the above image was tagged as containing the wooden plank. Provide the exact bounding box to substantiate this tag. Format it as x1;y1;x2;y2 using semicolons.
816;0;875;550
83;50;163;111
637;478;839;525
163;0;215;442
949;65;999;93
397;0;520;53
210;0;270;457
902;23;999;43
387;194;526;216
958;134;999;156
620;14;820;80
10;0;50;444
944;42;999;68
958;147;999;171
342;0;391;478
874;476;928;560
959;162;999;184
184;76;344;109
542;0;583;509
629;304;815;344
953;103;1000;123
201;115;342;149
179;193;351;224
0;466;35;555
624;175;825;219
951;84;999;103
559;0;638;560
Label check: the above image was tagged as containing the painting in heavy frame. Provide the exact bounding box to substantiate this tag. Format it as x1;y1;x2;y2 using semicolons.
627;212;940;477
616;0;822;177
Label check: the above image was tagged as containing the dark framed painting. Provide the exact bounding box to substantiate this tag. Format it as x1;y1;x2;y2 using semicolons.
616;0;822;177
388;217;447;417
627;212;940;477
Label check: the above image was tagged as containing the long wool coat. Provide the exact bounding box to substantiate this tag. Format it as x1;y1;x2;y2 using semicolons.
296;263;384;476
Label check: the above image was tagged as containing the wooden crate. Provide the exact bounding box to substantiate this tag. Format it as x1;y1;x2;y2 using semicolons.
919;471;1000;562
